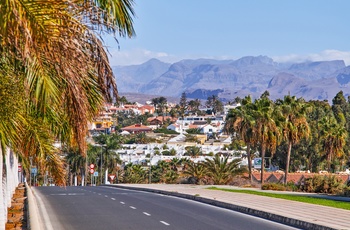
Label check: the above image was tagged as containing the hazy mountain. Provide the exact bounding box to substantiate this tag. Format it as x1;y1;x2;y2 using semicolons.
113;56;350;102
113;58;171;93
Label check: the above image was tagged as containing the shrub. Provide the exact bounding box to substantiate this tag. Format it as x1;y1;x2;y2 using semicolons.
261;183;286;191
154;128;178;134
301;175;345;194
161;150;171;156
343;186;350;197
285;181;299;192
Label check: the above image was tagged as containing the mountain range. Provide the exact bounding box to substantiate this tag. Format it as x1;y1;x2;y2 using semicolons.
112;56;350;102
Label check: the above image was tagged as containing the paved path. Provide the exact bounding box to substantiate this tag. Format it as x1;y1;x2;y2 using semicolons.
108;184;350;230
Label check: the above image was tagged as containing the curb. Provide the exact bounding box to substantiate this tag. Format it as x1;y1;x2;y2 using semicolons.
106;185;336;230
26;183;41;230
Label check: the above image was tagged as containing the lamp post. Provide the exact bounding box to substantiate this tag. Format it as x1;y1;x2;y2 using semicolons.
100;145;103;185
148;155;153;184
148;162;151;184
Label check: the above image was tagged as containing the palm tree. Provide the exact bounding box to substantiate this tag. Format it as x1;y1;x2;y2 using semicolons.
225;95;255;182
182;161;207;184
65;148;86;186
275;95;310;184
185;146;202;158
93;133;123;183
252;96;280;185
319;115;347;172
188;99;201;114
169;158;182;172
201;155;245;185
206;95;223;115
0;0;136;189
123;164;147;183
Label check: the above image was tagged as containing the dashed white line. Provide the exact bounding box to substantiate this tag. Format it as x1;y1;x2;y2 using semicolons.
143;212;151;216
160;221;170;226
120;202;125;204
129;206;136;209
98;193;101;195
111;198;116;200
105;195;108;198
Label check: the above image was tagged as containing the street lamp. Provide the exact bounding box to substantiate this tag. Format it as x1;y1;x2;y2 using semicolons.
148;154;153;184
100;145;103;184
148;162;151;184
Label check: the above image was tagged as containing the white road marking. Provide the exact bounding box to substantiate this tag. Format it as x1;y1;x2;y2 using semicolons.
50;193;84;196
129;206;136;209
143;212;151;216
105;195;108;197
111;198;116;200
160;221;170;226
120;202;125;204
98;193;101;195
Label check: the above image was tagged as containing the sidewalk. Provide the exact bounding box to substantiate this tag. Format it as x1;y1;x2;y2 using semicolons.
109;184;350;230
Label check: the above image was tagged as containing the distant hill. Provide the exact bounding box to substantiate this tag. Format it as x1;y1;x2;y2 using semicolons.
113;56;350;102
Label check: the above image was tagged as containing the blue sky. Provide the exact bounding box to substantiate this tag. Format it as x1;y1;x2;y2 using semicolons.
106;0;350;66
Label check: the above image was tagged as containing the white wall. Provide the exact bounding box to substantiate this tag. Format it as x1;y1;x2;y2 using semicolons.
0;147;20;228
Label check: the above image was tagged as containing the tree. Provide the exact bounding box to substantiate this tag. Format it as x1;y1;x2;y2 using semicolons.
225;95;255;182
201;155;245;185
275;95;310;184
253;96;280;185
123;164;147;183
188;99;201;114
65;147;86;186
93;133;124;183
151;96;168;125
179;92;188;119
185;146;202;158
183;161;207;184
206;95;223;114
319;115;347;172
0;0;136;187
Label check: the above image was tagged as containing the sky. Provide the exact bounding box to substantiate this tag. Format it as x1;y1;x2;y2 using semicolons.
105;0;350;66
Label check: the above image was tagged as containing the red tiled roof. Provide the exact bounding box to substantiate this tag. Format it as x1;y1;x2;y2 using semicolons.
121;124;152;131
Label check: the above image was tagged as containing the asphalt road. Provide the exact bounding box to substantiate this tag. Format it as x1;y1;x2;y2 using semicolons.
35;186;299;230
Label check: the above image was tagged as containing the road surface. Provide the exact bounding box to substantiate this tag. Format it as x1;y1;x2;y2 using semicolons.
35;186;299;230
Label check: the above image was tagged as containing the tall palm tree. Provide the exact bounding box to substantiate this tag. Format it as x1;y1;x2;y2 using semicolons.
319;115;347;172
65;148;85;186
0;0;136;187
225;95;255;182
93;133;123;183
252;96;280;185
201;154;245;185
188;99;201;114
275;95;310;184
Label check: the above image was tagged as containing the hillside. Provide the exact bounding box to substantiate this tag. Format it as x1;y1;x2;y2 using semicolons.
113;56;350;102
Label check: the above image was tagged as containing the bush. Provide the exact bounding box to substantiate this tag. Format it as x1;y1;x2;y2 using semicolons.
261;183;286;191
343;186;350;197
285;181;299;192
154;128;178;134
301;175;345;194
161;150;171;156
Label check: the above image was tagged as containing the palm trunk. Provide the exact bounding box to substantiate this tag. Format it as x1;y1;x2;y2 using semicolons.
327;154;331;172
246;143;252;183
261;147;266;186
105;168;108;184
284;142;292;185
